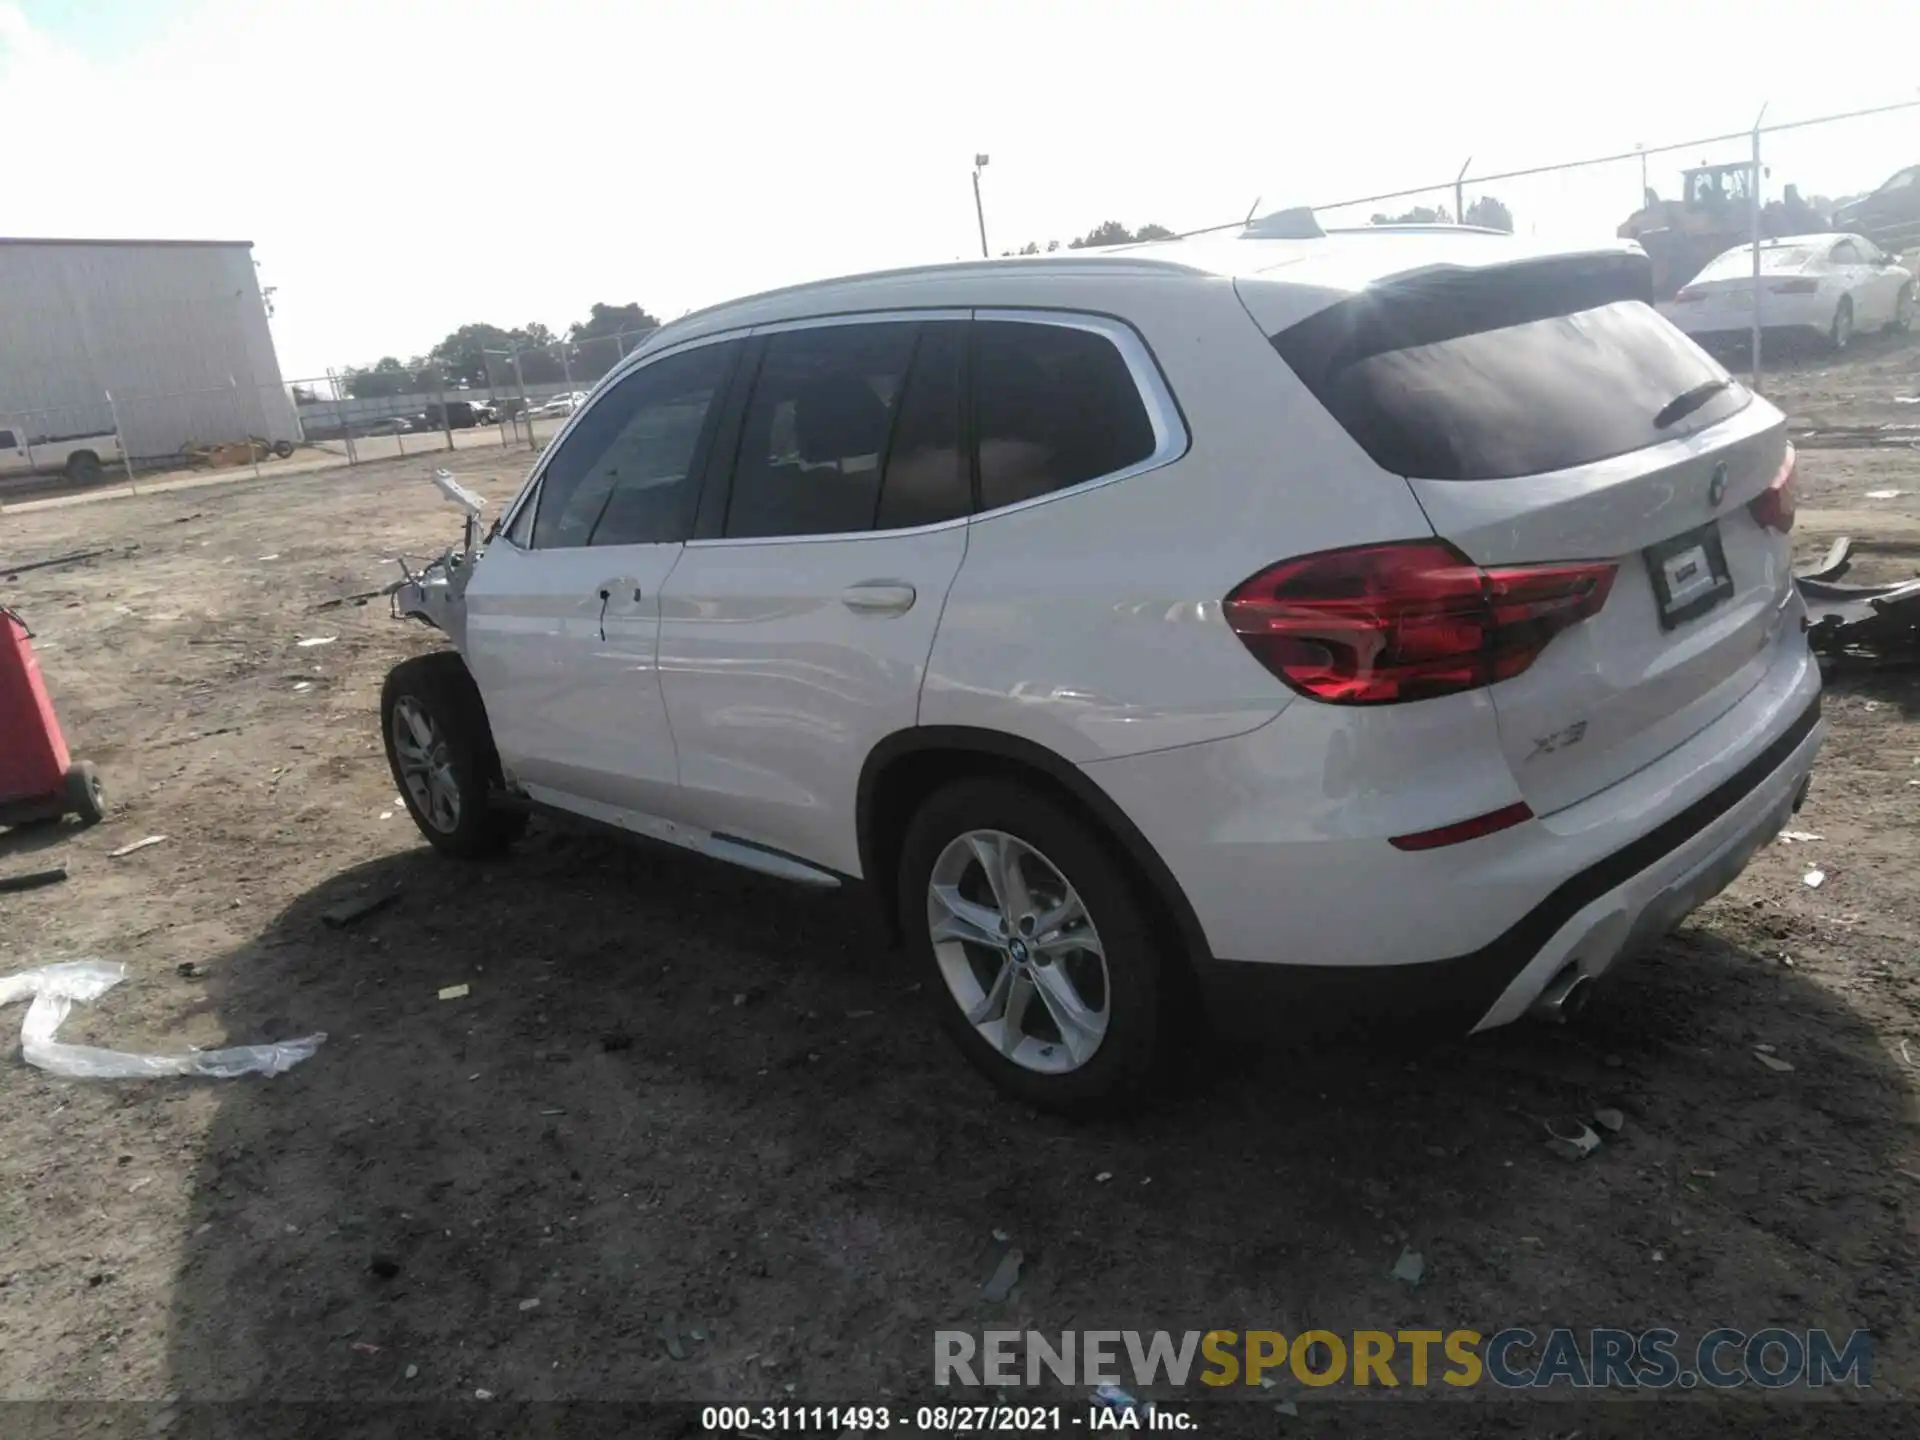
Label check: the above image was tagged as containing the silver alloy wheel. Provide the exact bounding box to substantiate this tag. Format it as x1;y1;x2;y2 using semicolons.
391;696;462;834
926;829;1110;1075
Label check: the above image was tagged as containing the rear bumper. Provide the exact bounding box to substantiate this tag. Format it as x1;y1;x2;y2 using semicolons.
1189;692;1822;1039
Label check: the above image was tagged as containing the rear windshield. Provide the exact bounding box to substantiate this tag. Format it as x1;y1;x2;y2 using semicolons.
1271;254;1751;481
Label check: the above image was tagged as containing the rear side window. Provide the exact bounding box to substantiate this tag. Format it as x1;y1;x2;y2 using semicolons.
1829;240;1862;265
973;320;1156;511
724;323;919;539
1271;256;1752;481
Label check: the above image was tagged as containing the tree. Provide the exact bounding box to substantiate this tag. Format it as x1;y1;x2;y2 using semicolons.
1069;220;1139;249
291;384;319;406
567;302;662;382
1371;205;1453;225
1464;196;1514;232
1134;223;1176;241
341;356;420;399
426;323;523;388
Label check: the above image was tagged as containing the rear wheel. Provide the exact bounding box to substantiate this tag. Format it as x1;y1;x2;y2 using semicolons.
65;451;101;483
380;652;526;859
1830;296;1855;351
899;778;1165;1115
272;439;295;459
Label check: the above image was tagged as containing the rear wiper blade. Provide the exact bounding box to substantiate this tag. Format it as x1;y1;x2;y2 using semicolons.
1654;377;1735;430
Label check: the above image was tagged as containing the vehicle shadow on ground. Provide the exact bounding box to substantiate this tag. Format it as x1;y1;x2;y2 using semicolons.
160;824;1913;1417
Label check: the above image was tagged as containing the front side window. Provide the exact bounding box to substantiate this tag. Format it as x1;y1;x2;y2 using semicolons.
723;323;919;539
972;320;1156;512
530;342;733;549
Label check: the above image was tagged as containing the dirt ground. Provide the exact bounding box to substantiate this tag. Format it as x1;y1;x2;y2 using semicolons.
0;333;1916;1438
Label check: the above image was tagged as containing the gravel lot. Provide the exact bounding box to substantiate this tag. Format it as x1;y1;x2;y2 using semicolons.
0;334;1916;1436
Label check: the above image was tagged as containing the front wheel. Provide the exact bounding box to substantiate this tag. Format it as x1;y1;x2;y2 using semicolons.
899;778;1166;1115
380;652;527;859
1830;296;1855;351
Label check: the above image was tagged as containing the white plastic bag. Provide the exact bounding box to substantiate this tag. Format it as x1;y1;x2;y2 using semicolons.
1;959;324;1080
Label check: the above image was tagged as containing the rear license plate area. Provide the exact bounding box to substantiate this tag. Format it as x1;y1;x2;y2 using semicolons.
1644;523;1735;630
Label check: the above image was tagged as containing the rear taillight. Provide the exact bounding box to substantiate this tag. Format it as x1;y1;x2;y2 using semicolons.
1770;278;1819;294
1749;444;1797;534
1223;541;1619;705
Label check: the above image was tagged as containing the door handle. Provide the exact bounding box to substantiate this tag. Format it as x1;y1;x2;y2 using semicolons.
594;577;644;605
840;581;917;616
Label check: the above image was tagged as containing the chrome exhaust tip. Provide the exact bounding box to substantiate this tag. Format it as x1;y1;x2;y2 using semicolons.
1530;966;1593;1025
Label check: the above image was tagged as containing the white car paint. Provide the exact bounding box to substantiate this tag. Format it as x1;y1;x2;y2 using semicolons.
440;223;1824;1050
1660;231;1915;342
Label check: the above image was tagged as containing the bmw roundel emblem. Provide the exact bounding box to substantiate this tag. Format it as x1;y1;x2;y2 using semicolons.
1708;462;1729;508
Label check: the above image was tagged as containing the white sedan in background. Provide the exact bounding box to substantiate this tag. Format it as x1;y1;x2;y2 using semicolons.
531;391;587;418
1661;232;1915;351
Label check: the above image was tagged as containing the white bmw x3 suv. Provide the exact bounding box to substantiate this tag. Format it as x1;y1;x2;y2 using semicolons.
383;212;1823;1112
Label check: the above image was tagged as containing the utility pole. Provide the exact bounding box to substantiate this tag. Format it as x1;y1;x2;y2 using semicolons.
972;154;991;258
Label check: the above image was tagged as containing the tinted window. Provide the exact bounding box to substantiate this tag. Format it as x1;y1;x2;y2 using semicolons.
973;321;1156;512
876;321;969;530
1271;255;1751;481
503;481;538;547
531;343;732;549
0;430;15;449
1829;241;1862;265
724;323;918;539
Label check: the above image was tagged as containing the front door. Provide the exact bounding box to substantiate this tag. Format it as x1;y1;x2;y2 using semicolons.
656;317;973;876
464;338;740;819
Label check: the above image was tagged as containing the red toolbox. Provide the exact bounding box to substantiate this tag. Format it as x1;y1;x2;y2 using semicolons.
0;605;106;826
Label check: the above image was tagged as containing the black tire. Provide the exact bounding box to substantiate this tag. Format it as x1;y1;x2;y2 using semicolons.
898;777;1166;1115
1891;283;1914;335
65;451;102;483
63;762;106;825
380;651;527;859
1829;296;1854;352
272;440;294;459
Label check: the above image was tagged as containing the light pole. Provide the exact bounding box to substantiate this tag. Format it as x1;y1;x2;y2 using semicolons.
972;154;990;258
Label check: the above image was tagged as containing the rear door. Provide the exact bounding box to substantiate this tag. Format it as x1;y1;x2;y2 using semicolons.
1264;253;1796;815
654;315;972;875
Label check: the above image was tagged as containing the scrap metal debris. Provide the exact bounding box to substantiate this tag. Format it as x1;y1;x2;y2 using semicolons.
1797;539;1920;665
322;890;399;929
0;863;68;895
982;1246;1025;1302
1545;1117;1603;1162
108;835;167;859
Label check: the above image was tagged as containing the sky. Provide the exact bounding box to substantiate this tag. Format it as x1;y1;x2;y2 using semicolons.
2;0;1916;382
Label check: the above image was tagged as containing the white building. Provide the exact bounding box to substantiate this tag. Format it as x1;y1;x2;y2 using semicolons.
0;237;300;460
